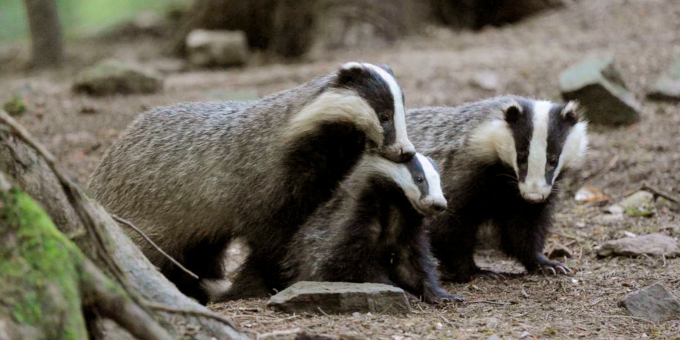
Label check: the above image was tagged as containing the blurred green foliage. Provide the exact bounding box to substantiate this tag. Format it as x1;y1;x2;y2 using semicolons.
0;0;189;42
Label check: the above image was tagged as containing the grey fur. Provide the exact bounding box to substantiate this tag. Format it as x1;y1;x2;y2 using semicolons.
89;66;409;303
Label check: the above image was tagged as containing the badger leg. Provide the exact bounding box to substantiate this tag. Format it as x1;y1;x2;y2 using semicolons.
393;234;464;304
215;249;283;301
429;212;483;283
165;234;231;305
496;201;571;275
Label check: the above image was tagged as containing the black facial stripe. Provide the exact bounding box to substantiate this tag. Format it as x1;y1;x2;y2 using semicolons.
508;98;535;182
546;103;573;184
406;156;429;198
331;65;397;146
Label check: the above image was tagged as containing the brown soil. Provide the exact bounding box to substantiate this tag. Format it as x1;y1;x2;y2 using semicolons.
1;0;679;339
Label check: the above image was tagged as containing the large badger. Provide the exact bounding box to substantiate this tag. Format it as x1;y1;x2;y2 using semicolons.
89;62;415;303
282;153;462;303
407;96;588;282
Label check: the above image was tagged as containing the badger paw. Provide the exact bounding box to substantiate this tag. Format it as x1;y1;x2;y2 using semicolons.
534;255;572;276
475;269;506;281
422;286;465;304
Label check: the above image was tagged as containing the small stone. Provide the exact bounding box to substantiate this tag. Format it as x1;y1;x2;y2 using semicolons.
619;283;680;323
186;29;249;68
647;61;680;102
597;233;680;257
435;322;443;330
487;335;502;340
73;59;163;96
560;55;641;125
618;191;654;210
547;242;573;259
266;281;410;315
469;72;500;91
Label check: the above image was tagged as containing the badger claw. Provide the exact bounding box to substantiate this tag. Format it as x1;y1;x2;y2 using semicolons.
534;254;573;276
477;269;506;280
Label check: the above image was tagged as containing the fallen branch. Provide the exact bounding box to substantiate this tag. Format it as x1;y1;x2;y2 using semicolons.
112;214;199;280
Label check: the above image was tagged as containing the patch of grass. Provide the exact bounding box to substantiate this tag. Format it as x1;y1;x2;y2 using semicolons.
3;94;26;116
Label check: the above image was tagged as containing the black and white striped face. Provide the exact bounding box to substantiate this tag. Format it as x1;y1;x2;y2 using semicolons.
499;99;588;203
371;153;447;216
332;62;415;163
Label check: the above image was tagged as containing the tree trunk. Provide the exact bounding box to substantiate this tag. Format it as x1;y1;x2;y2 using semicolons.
0;110;249;340
24;0;64;67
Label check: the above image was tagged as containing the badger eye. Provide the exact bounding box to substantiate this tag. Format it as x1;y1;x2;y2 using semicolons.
415;176;423;183
548;156;558;167
379;114;390;123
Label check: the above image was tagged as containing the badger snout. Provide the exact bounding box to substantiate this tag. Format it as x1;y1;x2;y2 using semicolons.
519;180;552;203
417;196;448;216
382;141;416;163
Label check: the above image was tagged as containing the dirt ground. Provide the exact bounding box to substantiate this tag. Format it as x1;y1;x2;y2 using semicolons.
1;0;679;339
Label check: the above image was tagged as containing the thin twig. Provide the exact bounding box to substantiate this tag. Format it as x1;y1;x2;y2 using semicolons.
317;307;330;316
439;315;455;328
259;315;301;324
112;214;199;280
641;184;679;204
467;300;513;306
589;313;655;325
553;231;584;242
144;301;241;330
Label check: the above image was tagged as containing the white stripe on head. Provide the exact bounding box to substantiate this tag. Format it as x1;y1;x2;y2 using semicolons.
365;154;419;200
364;63;414;157
519;100;552;202
415;153;445;205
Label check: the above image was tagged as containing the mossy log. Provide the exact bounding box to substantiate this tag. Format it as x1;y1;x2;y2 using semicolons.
0;110;249;340
0;177;171;340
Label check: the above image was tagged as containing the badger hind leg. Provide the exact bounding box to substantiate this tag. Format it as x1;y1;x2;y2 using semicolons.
429;213;483;283
215;249;282;301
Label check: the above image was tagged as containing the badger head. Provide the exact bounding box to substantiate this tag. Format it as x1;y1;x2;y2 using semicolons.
330;62;415;163
372;152;447;216
494;99;588;203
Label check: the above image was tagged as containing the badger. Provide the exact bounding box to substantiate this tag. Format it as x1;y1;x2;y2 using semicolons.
406;96;588;282
282;153;463;303
89;62;415;304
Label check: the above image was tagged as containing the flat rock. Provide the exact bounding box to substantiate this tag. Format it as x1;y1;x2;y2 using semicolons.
73;59;163;96
597;233;680;257
647;61;680;102
267;281;410;315
619;283;680;323
560;55;641;125
186;29;248;68
469;72;500;91
607;190;655;217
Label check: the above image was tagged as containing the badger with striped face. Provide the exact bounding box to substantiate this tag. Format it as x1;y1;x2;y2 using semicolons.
89;62;414;303
282;153;463;304
407;96;588;282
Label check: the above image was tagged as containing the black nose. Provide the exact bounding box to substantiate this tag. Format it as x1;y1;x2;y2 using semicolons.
399;148;415;162
433;202;447;212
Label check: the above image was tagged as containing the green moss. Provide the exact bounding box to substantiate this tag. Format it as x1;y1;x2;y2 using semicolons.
3;94;26;116
0;189;88;340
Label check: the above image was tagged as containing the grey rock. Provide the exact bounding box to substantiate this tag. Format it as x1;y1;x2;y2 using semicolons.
267;281;410;315
73;59;163;96
560;55;641;125
186;29;248;68
619;283;680;323
597;233;680;257
647;61;680;102
618;191;654;210
470;72;500;91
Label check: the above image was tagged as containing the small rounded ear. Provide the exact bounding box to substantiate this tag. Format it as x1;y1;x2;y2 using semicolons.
561;101;583;125
376;64;395;77
334;62;366;87
426;156;441;174
504;104;522;123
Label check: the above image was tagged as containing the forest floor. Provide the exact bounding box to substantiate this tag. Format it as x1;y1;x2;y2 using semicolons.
1;0;679;339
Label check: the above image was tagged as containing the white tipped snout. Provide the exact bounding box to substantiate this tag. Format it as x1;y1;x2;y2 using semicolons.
415;195;448;216
382;140;416;162
519;180;552;203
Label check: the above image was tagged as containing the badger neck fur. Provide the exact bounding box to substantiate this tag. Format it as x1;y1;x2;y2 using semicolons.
88;62;414;304
282;153;455;303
